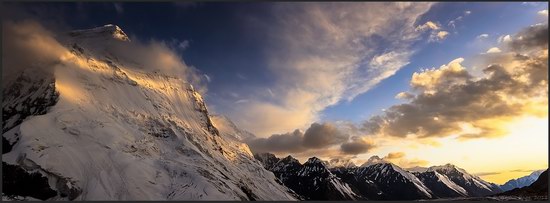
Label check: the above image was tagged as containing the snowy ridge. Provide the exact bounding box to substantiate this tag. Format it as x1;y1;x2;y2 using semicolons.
2;25;296;200
390;163;433;197
433;170;468;196
324;158;357;169
69;24;130;42
427;164;502;196
500;170;544;192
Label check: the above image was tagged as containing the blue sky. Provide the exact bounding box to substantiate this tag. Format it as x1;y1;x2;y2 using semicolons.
7;2;547;136
323;2;549;123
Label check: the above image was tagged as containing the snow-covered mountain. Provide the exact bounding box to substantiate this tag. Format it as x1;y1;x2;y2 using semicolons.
2;24;297;201
323;158;357;169
255;154;505;200
500;170;544;192
424;164;502;197
495;169;548;199
348;162;434;200
254;153;359;200
414;169;469;198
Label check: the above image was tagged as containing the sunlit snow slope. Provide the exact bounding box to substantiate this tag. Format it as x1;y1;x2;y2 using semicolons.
2;24;297;201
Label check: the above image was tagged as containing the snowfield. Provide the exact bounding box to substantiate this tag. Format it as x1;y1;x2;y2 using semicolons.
2;25;297;201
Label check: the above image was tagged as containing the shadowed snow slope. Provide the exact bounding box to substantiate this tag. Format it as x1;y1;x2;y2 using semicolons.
2;25;296;201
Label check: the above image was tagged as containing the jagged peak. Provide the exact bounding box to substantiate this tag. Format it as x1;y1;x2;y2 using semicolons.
360;155;389;167
305;157;324;165
69;24;130;42
254;152;277;160
278;155;300;164
428;163;467;174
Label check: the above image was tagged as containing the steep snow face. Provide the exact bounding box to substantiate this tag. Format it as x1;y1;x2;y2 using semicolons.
500;170;544;192
2;68;59;153
2;25;296;201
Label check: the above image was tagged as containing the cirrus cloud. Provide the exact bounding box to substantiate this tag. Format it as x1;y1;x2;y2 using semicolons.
229;2;435;137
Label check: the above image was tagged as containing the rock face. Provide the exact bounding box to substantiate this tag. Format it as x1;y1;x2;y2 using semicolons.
500;170;544;192
2;25;297;201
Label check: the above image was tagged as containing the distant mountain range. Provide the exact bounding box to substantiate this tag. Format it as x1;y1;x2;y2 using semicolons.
255;153;517;200
494;170;548;200
500;170;544;192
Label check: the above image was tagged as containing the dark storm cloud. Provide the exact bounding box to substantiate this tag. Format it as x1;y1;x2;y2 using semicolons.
508;23;549;51
247;122;354;154
303;123;349;149
246;130;306;153
361;23;548;139
340;136;375;155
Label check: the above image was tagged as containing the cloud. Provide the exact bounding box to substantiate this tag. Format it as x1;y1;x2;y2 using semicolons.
2;20;70;87
385;152;406;159
113;3;124;14
362;153;429;168
477;34;489;39
247;122;368;157
234;99;249;104
448;10;471;29
498;35;512;43
203;74;211;82
415;21;449;42
105;38;208;93
436;31;449;40
246;130;306;153
179;40;190;49
361;23;548;139
303;123;349;149
229;3;434;136
416;21;441;31
474;171;502;177
428;31;449;42
1;9;208;94
538;10;548;17
508;23;549;52
395;92;414;100
340;136;376;155
486;47;502;53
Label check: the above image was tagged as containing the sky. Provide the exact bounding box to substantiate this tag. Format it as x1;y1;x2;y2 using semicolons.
2;2;548;184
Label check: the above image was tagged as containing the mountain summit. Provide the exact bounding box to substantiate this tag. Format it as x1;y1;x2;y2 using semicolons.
2;25;296;200
69;24;130;42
